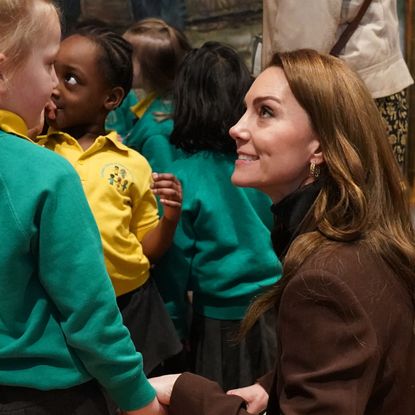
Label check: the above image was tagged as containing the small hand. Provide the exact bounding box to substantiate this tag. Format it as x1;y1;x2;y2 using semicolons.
44;99;57;121
149;374;181;406
27;109;46;140
151;173;182;222
227;383;269;414
121;397;167;415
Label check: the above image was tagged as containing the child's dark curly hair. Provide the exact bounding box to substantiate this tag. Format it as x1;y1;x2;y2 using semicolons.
171;41;253;154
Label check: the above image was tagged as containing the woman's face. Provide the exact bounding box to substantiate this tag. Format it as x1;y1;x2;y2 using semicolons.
230;66;322;203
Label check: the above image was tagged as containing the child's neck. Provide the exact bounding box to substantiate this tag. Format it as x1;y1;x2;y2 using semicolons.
63;124;106;151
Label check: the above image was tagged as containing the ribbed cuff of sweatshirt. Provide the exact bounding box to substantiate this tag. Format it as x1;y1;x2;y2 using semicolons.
107;371;156;411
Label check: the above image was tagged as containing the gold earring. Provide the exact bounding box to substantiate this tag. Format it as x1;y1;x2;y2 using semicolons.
310;162;320;179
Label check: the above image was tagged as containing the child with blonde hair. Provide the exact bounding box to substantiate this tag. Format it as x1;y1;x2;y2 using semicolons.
0;1;165;414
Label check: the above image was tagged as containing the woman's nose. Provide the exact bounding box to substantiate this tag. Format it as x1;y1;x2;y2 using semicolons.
229;114;250;142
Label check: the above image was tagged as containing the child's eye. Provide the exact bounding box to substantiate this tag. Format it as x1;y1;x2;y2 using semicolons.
64;74;78;86
259;106;273;118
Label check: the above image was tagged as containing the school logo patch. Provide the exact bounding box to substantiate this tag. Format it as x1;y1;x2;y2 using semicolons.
101;163;133;192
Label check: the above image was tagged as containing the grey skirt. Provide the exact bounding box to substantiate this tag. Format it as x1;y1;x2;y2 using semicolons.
117;278;183;375
189;309;277;391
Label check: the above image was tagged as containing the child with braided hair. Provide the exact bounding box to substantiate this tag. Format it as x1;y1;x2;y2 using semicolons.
37;23;183;377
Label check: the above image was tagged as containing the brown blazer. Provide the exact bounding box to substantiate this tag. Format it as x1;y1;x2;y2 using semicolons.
169;242;415;414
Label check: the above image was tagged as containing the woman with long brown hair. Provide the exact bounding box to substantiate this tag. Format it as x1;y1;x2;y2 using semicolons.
148;49;415;415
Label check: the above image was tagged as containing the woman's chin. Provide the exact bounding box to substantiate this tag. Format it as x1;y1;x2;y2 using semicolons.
231;171;255;188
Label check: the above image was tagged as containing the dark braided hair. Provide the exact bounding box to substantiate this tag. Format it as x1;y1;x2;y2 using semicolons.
70;20;133;104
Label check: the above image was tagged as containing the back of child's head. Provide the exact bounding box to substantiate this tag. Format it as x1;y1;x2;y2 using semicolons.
171;41;253;154
123;18;191;95
0;0;59;80
70;22;133;103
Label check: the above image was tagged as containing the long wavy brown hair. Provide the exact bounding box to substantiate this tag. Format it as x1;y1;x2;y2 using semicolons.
241;49;415;333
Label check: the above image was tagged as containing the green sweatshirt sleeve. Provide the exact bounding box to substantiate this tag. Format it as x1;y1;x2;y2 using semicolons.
36;162;155;410
151;180;198;338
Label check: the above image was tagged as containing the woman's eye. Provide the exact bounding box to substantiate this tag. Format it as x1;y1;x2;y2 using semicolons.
259;106;273;117
65;75;78;86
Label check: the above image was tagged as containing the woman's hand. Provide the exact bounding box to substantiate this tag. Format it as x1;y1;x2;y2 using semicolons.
149;374;181;406
227;383;269;414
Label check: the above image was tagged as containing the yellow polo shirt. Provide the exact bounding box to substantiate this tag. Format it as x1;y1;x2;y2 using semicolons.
0;110;29;139
37;130;159;296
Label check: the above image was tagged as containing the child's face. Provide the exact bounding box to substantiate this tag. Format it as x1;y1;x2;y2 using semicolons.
0;13;60;129
47;35;113;132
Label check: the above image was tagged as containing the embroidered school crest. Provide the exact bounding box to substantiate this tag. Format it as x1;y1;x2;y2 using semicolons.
101;163;133;193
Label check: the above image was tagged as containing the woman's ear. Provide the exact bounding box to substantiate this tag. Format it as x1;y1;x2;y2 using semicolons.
311;142;324;166
104;86;125;111
313;151;324;166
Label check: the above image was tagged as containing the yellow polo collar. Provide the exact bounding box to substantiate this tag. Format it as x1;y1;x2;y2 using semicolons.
130;92;157;119
41;129;127;153
0;110;28;139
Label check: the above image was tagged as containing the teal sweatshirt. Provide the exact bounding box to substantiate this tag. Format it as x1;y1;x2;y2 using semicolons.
105;89;139;139
152;150;282;336
124;96;179;174
0;119;155;410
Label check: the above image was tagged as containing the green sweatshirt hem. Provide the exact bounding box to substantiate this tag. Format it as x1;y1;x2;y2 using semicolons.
193;302;250;320
107;370;156;411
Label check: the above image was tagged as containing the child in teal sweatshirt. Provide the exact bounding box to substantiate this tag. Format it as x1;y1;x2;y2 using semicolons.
0;1;164;414
152;42;283;390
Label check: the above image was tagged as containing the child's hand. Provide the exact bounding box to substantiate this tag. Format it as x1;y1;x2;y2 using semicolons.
28;99;57;140
27;109;46;140
149;374;181;406
151;173;182;222
143;173;182;262
122;397;167;415
44;99;57;121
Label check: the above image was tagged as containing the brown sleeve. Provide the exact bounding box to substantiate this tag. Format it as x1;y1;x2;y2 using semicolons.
277;269;380;414
170;372;250;415
257;370;274;392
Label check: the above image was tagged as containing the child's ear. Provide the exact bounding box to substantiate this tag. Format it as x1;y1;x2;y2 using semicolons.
104;87;125;111
0;54;7;93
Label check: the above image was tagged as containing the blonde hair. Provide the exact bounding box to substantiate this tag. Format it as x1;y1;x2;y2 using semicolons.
0;0;59;79
124;18;190;95
242;49;415;332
